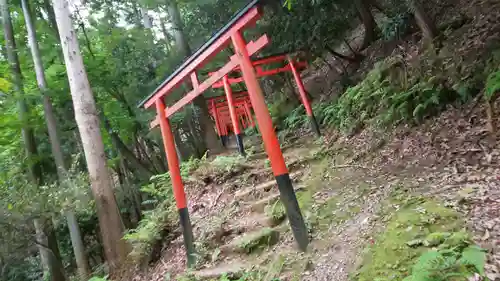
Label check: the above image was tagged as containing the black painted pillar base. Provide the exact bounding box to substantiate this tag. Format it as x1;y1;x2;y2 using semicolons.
221;135;227;147
235;134;246;156
309;115;321;137
178;208;196;267
275;174;309;251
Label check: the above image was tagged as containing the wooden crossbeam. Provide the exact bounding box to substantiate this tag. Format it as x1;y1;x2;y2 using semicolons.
149;35;268;129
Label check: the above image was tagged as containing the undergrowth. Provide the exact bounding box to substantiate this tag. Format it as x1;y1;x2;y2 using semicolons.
123;172;177;261
316;55;461;134
123;154;246;261
485;68;500;100
355;191;485;281
277;48;500;136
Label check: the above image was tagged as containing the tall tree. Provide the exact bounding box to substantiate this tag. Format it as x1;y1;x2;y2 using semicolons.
51;0;129;273
166;0;222;155
0;0;66;280
410;0;438;43
20;0;91;279
355;0;377;50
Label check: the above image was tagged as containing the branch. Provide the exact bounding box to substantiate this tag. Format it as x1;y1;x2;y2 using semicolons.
74;7;95;59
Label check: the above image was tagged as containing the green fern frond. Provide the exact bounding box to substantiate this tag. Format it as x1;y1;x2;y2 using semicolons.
458;246;486;275
485;70;500;100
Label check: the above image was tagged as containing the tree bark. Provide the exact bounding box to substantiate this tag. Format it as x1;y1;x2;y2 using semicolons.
21;0;91;279
354;0;377;50
43;0;60;39
1;1;66;280
160;17;172;52
33;219;51;276
140;6;153;29
411;0;438;44
166;0;222;155
52;0;129;274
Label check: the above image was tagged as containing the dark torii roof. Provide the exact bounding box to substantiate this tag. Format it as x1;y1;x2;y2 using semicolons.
138;0;262;108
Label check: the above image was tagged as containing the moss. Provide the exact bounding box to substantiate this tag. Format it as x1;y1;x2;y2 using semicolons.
265;189;314;222
233;227;280;254
354;198;465;281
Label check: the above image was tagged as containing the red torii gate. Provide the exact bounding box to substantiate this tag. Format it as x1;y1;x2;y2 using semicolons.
209;54;321;155
207;92;254;150
139;0;308;267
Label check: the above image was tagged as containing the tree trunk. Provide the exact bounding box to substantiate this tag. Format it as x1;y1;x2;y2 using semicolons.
1;1;66;280
21;0;91;279
43;0;60;39
46;220;67;281
354;0;377;50
102;114;154;180
173;129;190;161
411;0;438;44
141;6;153;29
160;17;171;52
166;0;191;56
166;0;222;155
52;0;129;274
33;219;51;277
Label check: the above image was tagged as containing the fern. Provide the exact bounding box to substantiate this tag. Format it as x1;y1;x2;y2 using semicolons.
458;246;486;275
283;105;308;130
404;244;486;281
485;69;500;100
317;55;464;132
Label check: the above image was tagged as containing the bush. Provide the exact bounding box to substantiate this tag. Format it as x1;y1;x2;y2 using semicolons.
123;173;177;261
283;105;309;131
319;57;458;133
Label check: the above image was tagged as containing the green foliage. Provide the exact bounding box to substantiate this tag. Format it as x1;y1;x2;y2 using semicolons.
403;246;486;281
268;92;301;128
380;13;413;41
319;57;457;133
87;276;108;281
355;194;484;281
0;77;11;92
283;105;309;131
194;154;246;179
210;155;245;173
124;173;177;261
485;69;500;100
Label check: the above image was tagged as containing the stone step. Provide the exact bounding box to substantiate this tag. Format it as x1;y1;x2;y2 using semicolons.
220;227;280;255
193;261;247;280
249;184;305;213
235;170;305;202
229;213;284;234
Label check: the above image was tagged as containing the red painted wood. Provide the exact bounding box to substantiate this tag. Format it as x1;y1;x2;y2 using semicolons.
211;61;307;88
231;31;288;176
164;35;269;118
156;100;187;209
144;7;262;109
289;58;313;116
149;35;268;128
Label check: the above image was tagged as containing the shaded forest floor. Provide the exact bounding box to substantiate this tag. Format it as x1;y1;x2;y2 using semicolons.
131;94;499;281
127;0;500;280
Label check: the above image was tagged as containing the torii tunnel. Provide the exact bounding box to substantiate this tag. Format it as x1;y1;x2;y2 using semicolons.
139;0;309;267
207;92;254;152
209;53;321;154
